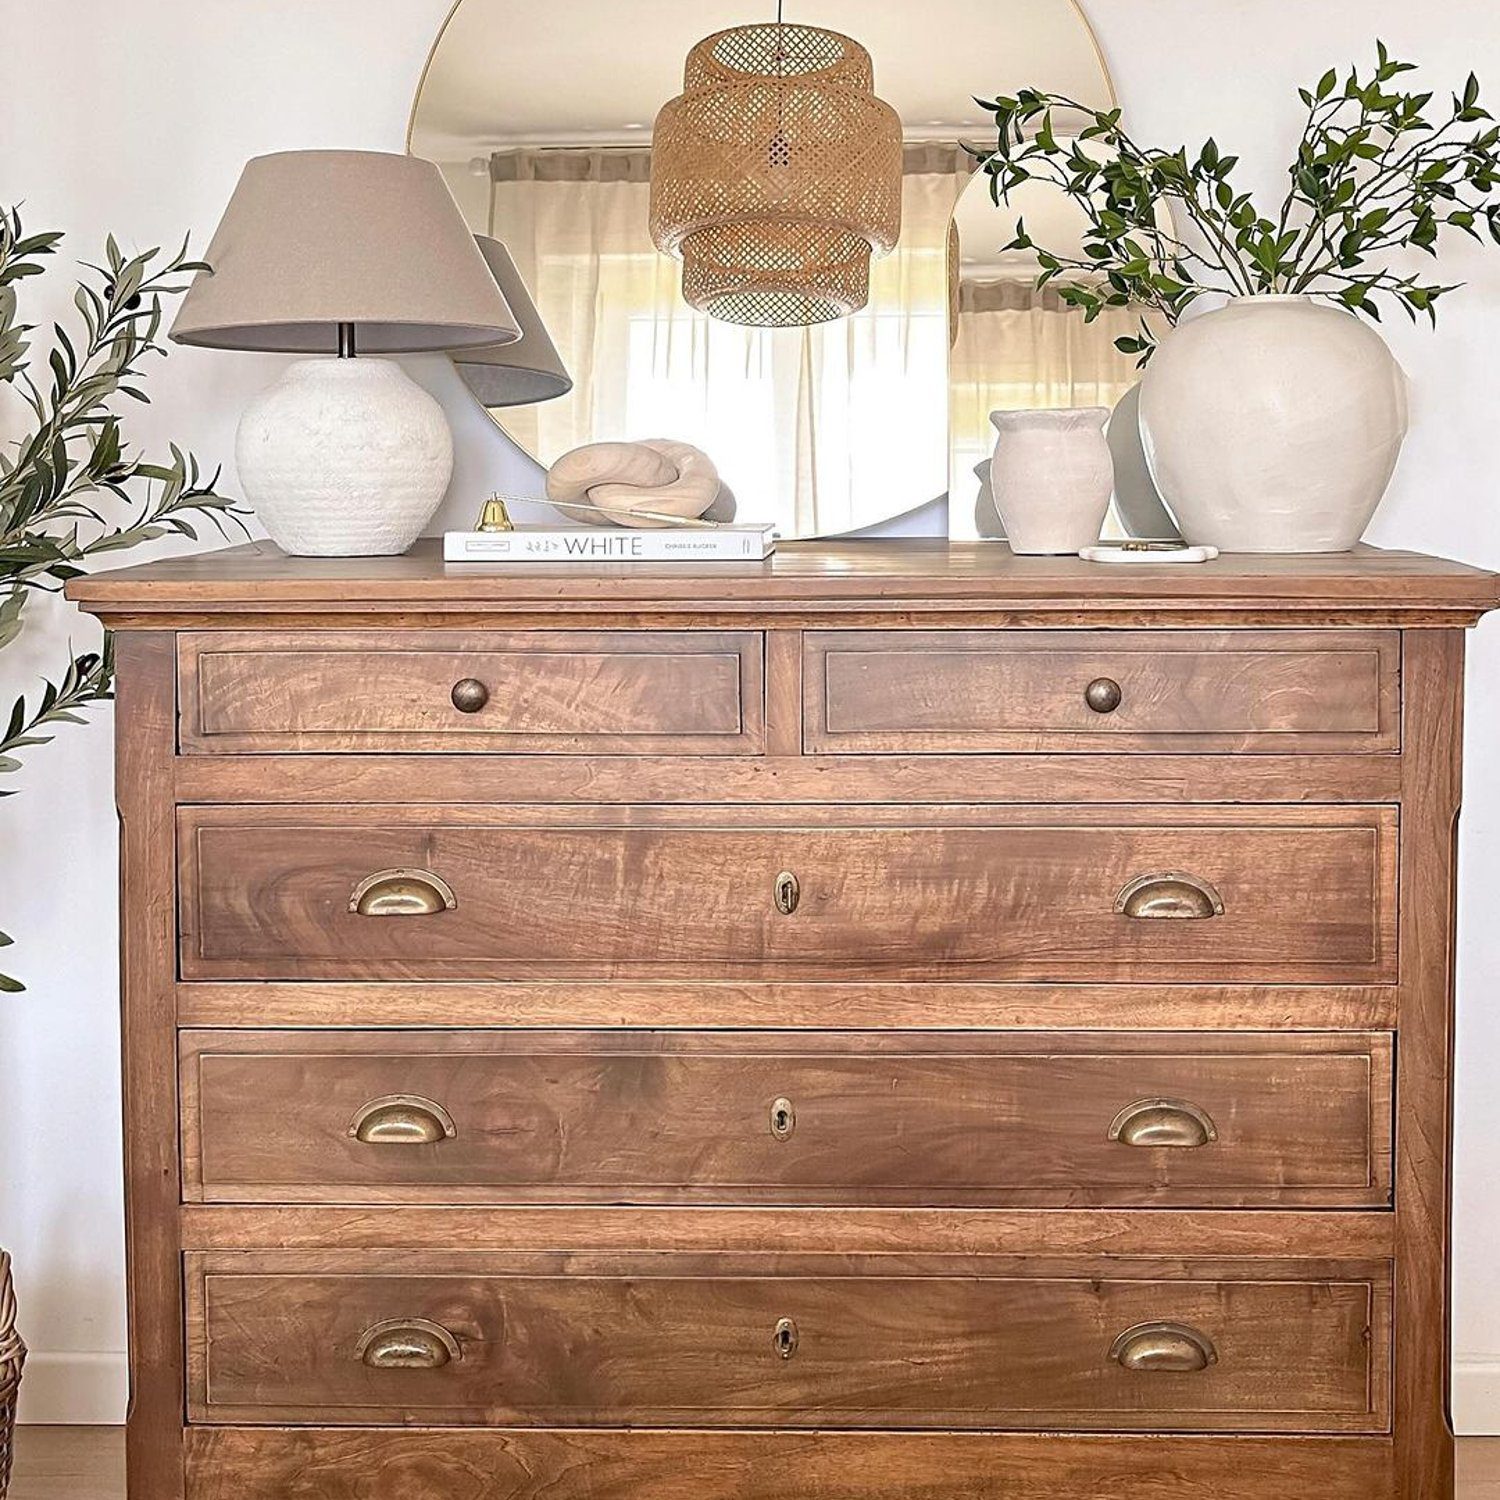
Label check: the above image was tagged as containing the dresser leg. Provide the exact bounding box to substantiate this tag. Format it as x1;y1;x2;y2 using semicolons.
116;632;186;1500
1393;629;1465;1500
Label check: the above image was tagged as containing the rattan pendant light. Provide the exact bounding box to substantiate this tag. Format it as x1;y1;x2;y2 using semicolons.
650;6;903;328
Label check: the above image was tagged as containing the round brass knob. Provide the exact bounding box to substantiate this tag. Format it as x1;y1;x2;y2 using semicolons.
451;678;490;714
1085;677;1123;715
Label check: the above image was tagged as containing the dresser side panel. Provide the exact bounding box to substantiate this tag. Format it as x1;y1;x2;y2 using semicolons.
1395;628;1466;1498
115;630;186;1499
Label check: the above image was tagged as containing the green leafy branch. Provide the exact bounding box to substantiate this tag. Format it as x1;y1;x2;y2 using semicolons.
0;635;113;991
0;639;113;787
979;41;1500;363
2;207;245;607
1;205;245;989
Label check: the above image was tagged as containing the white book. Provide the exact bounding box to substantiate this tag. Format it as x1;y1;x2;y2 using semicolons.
444;525;776;563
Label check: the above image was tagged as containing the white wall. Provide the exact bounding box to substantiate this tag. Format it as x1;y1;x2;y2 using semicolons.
2;0;1498;1427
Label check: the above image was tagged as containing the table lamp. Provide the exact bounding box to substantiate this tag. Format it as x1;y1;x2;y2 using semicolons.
171;149;520;556
453;236;572;409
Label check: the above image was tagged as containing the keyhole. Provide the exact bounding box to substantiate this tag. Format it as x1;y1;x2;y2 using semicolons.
770;1096;796;1141
773;1317;799;1360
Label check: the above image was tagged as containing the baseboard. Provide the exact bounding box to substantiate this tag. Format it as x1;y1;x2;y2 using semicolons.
13;1351;127;1424
1455;1359;1500;1435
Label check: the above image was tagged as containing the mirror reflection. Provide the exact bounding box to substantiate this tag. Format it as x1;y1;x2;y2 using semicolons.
410;0;1118;538
948;165;1147;539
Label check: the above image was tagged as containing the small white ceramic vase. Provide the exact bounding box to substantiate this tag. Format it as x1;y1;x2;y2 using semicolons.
236;358;454;557
988;407;1113;555
1138;294;1409;553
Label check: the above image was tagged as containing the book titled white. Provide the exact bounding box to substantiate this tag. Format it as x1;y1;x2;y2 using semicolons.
444;525;776;563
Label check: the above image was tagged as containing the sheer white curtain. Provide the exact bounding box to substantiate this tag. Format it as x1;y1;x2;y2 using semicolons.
490;147;964;536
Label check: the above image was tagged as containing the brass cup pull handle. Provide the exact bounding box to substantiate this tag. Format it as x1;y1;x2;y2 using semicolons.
349;1094;457;1145
773;1317;800;1360
1109;1098;1218;1149
1110;1321;1218;1374
774;870;800;916
349;869;458;917
1115;872;1224;920
451;677;490;714
1085;676;1123;714
356;1318;461;1370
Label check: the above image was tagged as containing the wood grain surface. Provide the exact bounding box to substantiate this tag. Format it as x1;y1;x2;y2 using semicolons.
174;979;1401;1032
178;629;764;754
179;1429;1403;1500
171;748;1406;808
112;634;185;1499
6;1429;1482;1500
177;1206;1397;1260
177;803;1397;983
179;1029;1391;1208
184;1251;1389;1432
1393;630;1467;1496
65;539;1500;629
64;541;1500;1500
806;628;1400;753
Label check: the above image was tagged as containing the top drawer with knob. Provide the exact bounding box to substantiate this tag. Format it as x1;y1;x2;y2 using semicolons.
804;630;1400;754
177;630;765;754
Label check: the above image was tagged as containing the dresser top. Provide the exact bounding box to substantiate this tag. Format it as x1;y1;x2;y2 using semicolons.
68;538;1500;627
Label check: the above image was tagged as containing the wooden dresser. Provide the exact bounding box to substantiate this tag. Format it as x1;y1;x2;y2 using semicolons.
69;540;1499;1500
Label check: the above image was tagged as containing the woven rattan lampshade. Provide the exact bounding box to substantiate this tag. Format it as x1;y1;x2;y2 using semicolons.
650;21;902;327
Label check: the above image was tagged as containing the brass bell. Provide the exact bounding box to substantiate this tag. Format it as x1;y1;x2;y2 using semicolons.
476;495;514;532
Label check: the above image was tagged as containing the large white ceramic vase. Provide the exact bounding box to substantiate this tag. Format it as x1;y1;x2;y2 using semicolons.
1138;295;1409;553
236;358;454;557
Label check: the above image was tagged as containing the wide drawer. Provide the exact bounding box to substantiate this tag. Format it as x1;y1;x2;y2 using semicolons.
177;629;765;754
185;1251;1390;1432
177;804;1398;983
180;1030;1393;1209
804;629;1401;753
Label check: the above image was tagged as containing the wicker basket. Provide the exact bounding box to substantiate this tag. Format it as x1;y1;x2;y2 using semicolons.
0;1251;24;1500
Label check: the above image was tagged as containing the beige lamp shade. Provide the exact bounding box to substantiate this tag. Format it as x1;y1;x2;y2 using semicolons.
452;237;573;407
170;149;521;354
650;23;903;327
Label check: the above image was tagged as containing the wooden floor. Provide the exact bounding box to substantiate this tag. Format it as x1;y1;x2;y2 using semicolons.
11;1427;1500;1498
10;1429;122;1500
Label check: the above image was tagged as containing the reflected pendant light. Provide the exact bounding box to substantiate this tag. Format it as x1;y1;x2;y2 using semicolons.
649;4;903;328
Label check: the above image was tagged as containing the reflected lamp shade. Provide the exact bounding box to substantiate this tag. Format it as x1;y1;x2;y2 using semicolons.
452;237;573;408
169;150;521;558
650;23;903;328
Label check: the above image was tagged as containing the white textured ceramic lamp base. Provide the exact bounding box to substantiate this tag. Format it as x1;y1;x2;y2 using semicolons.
235;357;454;557
1139;295;1409;553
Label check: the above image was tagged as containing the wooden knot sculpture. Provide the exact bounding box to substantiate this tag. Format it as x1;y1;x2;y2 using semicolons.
546;440;737;528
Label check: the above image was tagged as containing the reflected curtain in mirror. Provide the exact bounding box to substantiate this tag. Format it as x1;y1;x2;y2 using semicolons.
484;145;968;537
950;279;1142;537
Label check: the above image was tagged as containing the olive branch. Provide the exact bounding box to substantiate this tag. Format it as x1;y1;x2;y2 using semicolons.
1;205;245;988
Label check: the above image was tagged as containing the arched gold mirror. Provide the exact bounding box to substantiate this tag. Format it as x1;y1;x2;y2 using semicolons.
410;0;1118;539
